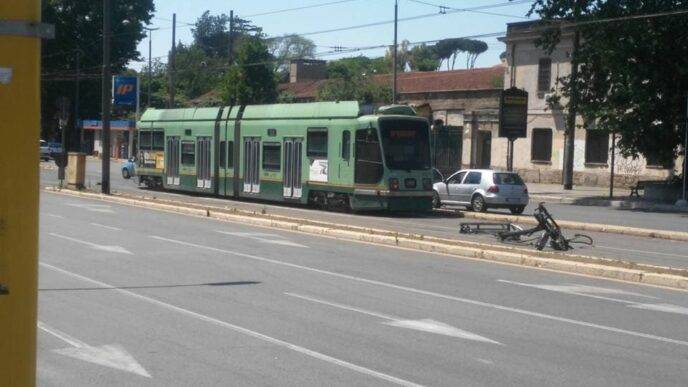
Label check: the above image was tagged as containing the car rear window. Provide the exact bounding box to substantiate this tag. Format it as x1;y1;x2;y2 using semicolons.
493;173;524;185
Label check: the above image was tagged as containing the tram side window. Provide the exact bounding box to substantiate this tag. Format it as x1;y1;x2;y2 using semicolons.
227;141;234;168
181;141;195;165
139;132;152;150
220;141;227;168
152;132;165;151
262;143;281;171
307;128;328;158
355;129;383;184
342;130;351;160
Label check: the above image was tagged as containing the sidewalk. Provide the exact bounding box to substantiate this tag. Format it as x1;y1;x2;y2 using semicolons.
528;183;688;213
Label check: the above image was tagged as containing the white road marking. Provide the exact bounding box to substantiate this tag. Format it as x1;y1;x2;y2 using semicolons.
43;213;65;219
497;280;656;299
49;232;132;255
628;303;688;316
148;235;688;347
596;245;688;259
285;292;500;344
90;223;122;231
475;358;494;365
40;262;423;387
216;231;308;248
37;321;151;378
65;203;115;213
499;279;688;316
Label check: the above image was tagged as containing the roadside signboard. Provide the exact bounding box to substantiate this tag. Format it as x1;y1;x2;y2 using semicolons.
499;87;528;139
113;76;138;106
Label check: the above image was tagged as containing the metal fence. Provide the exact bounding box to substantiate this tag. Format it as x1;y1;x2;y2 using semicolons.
431;125;463;176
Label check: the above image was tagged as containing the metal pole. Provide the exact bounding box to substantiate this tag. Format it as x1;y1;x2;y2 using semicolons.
507;138;514;171
228;10;234;64
681;94;688;203
102;0;112;194
0;2;42;383
609;131;616;198
75;50;81;151
168;13;176;108
392;0;398;104
147;28;153;107
563;1;581;190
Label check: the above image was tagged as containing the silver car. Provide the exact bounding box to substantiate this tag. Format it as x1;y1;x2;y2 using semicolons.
432;169;529;214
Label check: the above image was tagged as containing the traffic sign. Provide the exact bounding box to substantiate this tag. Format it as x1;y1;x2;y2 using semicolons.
499;87;528;139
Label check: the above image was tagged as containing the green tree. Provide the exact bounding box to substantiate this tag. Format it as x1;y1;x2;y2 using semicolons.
268;34;316;81
384;39;411;72
408;44;440;71
326;56;390;79
221;37;277;105
174;43;224;101
192;11;261;59
529;0;688;164
41;0;155;142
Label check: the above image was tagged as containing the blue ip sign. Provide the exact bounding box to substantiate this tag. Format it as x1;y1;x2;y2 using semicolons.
113;76;138;106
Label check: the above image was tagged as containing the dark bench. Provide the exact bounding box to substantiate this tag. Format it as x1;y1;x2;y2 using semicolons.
629;180;656;197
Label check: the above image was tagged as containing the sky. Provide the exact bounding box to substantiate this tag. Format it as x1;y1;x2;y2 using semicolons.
131;0;536;71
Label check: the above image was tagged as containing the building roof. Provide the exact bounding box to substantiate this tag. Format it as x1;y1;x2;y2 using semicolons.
278;65;504;100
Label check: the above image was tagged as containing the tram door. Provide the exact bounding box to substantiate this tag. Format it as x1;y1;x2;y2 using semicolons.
243;137;260;193
166;136;180;185
283;138;303;198
196;137;212;188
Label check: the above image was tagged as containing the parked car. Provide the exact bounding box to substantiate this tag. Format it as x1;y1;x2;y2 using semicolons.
432;169;529;214
121;158;136;179
48;142;62;158
39;140;50;161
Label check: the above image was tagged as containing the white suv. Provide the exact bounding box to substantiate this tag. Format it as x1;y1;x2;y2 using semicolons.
432;169;529;214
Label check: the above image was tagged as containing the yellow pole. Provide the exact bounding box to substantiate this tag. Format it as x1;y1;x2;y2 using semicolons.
0;1;41;386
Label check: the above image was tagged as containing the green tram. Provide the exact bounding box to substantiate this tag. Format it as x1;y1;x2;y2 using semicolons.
135;101;434;211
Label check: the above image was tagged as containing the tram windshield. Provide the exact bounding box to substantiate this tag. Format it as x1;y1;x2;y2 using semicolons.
379;119;431;170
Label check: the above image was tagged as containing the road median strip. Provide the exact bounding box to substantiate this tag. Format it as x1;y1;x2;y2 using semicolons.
441;209;688;242
45;187;688;291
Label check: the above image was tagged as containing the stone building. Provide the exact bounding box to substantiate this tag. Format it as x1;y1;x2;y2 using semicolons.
497;20;675;187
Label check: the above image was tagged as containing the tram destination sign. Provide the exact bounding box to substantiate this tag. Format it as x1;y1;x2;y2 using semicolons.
499;87;528;139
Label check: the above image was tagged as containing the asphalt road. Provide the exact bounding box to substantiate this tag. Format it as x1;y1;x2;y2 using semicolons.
40;160;688;270
38;192;688;386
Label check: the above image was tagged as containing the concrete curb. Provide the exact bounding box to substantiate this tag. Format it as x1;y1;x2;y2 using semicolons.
46;187;688;291
451;211;688;242
530;194;688;213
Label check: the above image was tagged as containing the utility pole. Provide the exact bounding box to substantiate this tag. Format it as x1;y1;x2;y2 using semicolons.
168;13;176;108
0;1;51;383
102;0;112;194
392;0;398;104
678;94;688;206
75;50;81;151
228;10;234;65
609;131;616;198
144;27;158;107
562;2;581;190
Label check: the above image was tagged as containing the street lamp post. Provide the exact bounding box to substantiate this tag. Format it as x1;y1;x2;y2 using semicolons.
144;27;158;107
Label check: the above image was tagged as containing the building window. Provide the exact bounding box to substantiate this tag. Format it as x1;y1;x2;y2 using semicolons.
585;130;609;164
531;128;552;162
537;58;552;94
307;128;328;158
262;142;281;171
181;141;195;165
341;130;351;160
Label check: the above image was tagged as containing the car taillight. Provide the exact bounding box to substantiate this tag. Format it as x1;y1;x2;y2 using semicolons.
422;178;432;190
487;185;499;193
389;178;399;191
523;186;528;194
